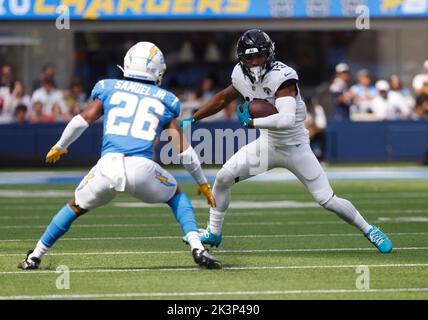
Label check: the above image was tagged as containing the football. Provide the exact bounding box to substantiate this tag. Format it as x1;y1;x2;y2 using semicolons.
248;99;278;118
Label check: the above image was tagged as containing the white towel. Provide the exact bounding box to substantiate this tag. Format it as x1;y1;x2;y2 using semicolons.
98;153;126;192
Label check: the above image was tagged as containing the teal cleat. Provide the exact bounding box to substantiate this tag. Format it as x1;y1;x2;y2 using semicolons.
365;225;393;253
182;227;223;248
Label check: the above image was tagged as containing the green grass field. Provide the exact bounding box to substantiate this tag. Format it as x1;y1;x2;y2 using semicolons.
0;179;428;300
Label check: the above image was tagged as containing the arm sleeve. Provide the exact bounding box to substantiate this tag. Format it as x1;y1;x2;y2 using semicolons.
252;96;297;130
178;146;208;185
56;115;90;149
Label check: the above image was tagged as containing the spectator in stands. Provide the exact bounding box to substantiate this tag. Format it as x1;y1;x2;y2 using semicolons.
64;79;87;111
180;75;229;122
415;80;428;119
3;80;31;115
13;104;28;124
371;80;393;120
28;101;53;123
304;97;327;161
69;104;83;117
349;69;377;120
371;80;411;121
31;78;67;116
0;64;12;88
198;76;229;121
0;95;13;124
389;74;411;97
0;64;13;100
179;89;203;120
197;76;216;104
51;103;70;123
389;73;415;117
33;63;57;91
329;63;352;120
412;60;428;96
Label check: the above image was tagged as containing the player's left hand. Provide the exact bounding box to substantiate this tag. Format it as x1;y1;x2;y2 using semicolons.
46;145;68;164
179;116;195;129
236;101;251;127
197;183;216;208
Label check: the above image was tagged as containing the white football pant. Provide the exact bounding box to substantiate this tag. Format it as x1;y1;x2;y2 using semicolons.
75;154;178;210
209;138;371;235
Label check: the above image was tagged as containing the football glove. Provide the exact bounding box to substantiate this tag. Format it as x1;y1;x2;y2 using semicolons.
236;101;252;127
197;183;216;208
46;145;68;164
179;116;195;129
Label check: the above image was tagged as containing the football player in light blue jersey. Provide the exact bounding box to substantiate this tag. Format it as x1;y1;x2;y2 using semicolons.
92;77;181;160
18;42;221;270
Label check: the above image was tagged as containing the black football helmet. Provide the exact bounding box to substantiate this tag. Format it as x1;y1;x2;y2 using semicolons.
236;29;275;83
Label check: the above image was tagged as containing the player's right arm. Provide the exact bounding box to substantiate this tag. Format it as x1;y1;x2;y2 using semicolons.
165;119;216;208
183;85;241;125
46;99;103;163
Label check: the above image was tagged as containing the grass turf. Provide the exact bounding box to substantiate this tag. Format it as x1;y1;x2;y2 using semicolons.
0;180;427;300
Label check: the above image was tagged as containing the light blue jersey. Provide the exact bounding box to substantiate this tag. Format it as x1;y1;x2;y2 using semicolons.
91;79;180;159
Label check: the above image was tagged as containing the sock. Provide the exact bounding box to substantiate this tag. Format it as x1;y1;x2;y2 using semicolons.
186;231;204;251
209;208;225;236
167;192;199;235
40;204;78;249
323;196;372;234
28;240;49;260
208;168;234;235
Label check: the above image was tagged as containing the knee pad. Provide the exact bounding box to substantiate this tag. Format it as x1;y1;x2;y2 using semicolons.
215;168;236;188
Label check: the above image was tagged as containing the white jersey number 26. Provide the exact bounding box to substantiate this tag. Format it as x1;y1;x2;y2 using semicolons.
105;91;165;141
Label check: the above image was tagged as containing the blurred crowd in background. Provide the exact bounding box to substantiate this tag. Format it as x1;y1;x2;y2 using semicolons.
329;61;428;122
0;63;87;124
1;59;427;128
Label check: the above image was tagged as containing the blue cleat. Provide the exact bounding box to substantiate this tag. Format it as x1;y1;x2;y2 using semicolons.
365;225;393;253
182;227;223;248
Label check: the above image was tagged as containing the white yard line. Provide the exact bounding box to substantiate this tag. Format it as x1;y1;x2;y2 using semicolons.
1;209;428;221
0;222;332;229
1;232;427;243
378;217;428;222
1;263;428;276
1;287;428;300
1;247;428;259
112;199;428;208
1;218;427;230
0;190;72;198
113;200;318;209
1;190;428;199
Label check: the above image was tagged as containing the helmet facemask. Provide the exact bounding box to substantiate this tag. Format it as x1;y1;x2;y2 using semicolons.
237;30;275;84
241;53;269;83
